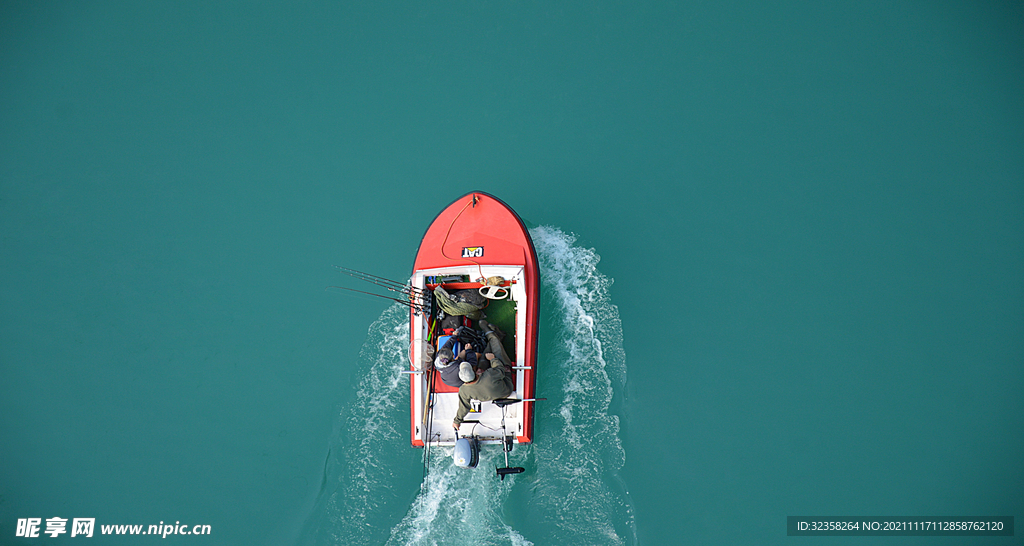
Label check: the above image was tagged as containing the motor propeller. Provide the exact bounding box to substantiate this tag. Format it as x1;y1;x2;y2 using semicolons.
494;399;527;480
496;466;524;480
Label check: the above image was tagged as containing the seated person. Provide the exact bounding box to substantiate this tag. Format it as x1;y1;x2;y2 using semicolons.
452;320;514;428
434;332;478;388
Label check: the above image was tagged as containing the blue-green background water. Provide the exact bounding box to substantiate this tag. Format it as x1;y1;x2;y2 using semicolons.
2;1;1022;545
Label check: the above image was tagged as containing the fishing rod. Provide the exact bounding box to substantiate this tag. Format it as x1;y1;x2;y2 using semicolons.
421;293;441;478
333;266;427;297
333;265;411;287
325;286;425;312
422;368;437;478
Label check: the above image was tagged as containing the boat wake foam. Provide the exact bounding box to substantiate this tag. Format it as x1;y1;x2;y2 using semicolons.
300;305;414;546
386;448;532;546
525;225;636;546
301;226;633;546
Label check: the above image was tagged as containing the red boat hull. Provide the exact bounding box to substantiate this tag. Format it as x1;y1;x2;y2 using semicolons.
409;192;539;445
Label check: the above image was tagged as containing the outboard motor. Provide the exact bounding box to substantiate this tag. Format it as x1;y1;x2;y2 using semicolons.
453;435;479;469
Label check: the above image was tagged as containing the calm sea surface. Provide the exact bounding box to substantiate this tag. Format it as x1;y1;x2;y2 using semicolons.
2;2;1021;545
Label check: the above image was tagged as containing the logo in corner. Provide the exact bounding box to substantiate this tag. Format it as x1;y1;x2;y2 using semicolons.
462;246;484;258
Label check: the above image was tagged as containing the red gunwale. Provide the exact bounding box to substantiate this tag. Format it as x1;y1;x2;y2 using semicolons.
409;192;539;446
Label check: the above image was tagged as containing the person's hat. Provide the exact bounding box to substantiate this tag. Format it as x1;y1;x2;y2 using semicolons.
434;348;454;368
459;362;476;383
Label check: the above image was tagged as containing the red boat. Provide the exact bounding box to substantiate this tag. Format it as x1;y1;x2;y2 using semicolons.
408;192;539;463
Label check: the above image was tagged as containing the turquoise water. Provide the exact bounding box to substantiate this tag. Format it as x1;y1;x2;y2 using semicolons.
2;2;1022;545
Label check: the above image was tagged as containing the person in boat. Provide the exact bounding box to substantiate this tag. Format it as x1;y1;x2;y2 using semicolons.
435;343;476;389
434;327;479;388
452;320;514;429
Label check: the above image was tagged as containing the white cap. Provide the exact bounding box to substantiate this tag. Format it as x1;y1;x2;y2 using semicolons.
459;362;476;383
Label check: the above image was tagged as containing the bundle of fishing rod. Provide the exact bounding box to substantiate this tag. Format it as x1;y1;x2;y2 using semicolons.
327;266;430;315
